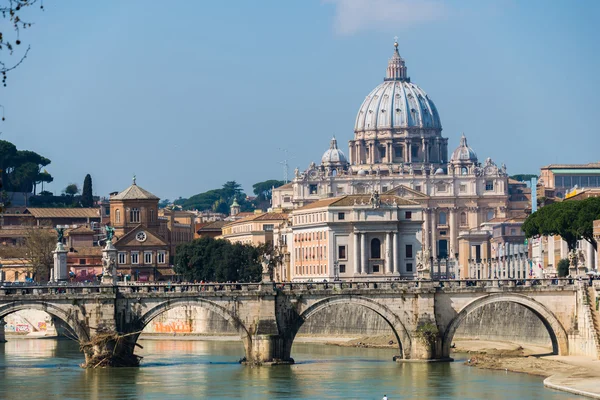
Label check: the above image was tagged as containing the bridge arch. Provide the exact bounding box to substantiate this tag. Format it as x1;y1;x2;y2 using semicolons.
292;295;412;359
442;293;569;357
0;301;89;342
135;298;252;359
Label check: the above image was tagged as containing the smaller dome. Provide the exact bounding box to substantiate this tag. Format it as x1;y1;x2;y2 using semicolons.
451;134;478;163
357;169;367;176
322;137;348;165
434;168;445;175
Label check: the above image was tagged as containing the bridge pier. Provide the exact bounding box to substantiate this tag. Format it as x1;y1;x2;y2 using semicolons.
0;318;6;343
244;334;294;365
81;331;140;368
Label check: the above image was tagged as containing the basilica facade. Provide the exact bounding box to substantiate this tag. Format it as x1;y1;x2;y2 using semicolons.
272;42;510;278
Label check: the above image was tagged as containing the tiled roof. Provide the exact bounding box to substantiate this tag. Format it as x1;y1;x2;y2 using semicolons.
197;220;227;231
111;183;159;200
542;162;600;169
68;247;102;256
68;225;95;234
276;182;293;190
223;213;288;227
25;208;100;219
0;227;56;238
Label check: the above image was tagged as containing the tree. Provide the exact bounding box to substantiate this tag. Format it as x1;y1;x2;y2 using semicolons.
1;0;45;88
0;226;56;281
158;198;171;208
252;180;285;201
557;258;570;277
64;183;79;197
175;181;253;212
0;140;53;194
81;174;93;207
523;198;600;252
174;237;262;283
510;174;538;182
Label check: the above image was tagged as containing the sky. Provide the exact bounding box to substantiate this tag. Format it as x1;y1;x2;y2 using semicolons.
1;0;599;201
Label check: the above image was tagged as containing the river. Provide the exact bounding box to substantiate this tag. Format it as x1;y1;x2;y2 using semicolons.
0;338;580;399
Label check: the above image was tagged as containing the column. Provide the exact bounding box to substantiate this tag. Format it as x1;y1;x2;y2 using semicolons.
392;232;398;275
385;232;392;275
354;232;361;274
361;233;367;275
431;211;437;259
423;209;430;251
449;208;457;257
405;140;411;163
587;241;595;271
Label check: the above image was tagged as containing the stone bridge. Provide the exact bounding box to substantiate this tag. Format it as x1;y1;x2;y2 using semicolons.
0;278;598;366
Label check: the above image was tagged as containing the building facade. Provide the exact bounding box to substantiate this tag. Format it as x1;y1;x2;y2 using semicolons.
272;42;510;268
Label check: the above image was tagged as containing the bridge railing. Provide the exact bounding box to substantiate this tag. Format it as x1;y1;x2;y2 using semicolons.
436;278;574;289
116;282;263;293
0;284;105;296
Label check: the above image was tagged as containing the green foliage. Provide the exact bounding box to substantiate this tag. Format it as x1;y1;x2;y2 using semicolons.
64;183;79;197
557;258;570;277
175;181;253;213
0;140;53;194
523;198;600;251
81;174;94;207
174;237;262;282
415;322;439;347
158;198;171;208
253;180;285;201
510;174;538;182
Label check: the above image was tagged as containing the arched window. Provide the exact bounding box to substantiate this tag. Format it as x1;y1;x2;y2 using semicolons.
130;207;140;223
371;238;381;259
487;209;494;221
149;209;154;222
115;209;121;223
439;211;447;225
460;212;467;226
461;167;468;175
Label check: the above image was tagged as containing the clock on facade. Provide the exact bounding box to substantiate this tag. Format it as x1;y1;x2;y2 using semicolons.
135;231;147;242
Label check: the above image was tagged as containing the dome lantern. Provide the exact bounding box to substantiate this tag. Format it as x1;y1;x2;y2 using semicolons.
385;39;409;82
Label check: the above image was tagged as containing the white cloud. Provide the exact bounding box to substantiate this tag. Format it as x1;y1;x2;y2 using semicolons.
325;0;447;35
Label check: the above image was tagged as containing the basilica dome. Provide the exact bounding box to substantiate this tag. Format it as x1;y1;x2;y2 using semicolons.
321;137;348;165
354;43;441;133
451;134;478;163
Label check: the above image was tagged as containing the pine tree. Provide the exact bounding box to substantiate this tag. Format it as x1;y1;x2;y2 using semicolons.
82;174;94;207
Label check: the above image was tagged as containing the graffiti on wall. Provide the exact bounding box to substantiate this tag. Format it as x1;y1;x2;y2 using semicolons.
151;321;193;333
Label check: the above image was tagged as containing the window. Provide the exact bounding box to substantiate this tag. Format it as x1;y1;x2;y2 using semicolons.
263;224;274;231
339;264;346;273
406;263;413;272
438;212;447;225
338;246;347;260
371;238;381;259
415;185;421;192
283;196;291;203
118;252;126;264
510;229;517;236
105;206;110;216
131;252;139;264
439;231;447;236
405;211;412;219
309;184;318;194
485;180;494;191
459;184;467;193
460;212;467;226
379;146;386;159
79;258;86;265
149;209;154;222
115;209;121;223
130;208;140;223
373;265;380;273
411;145;419;158
382;186;388;193
144;251;152;264
394;146;403;158
406;244;413;258
487;210;494;221
338;212;345;220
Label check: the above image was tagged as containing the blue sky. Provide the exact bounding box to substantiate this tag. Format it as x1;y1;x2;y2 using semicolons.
1;0;599;201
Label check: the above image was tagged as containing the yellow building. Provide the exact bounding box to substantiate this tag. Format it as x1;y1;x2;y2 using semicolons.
219;212;288;246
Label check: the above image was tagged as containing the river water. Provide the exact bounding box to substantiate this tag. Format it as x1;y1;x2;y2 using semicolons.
0;338;580;399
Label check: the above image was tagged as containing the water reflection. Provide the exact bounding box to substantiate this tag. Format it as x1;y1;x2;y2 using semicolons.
0;339;581;399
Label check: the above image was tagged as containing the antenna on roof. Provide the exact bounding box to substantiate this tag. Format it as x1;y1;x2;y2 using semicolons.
278;148;295;184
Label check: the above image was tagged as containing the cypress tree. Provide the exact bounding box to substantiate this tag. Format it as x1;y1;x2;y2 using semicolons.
82;174;94;207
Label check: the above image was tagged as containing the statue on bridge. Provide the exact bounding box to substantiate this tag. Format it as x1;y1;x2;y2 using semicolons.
416;247;432;279
55;227;65;243
105;225;115;242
